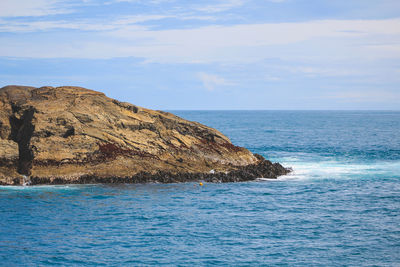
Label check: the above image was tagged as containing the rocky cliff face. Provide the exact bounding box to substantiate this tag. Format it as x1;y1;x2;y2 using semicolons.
0;85;289;185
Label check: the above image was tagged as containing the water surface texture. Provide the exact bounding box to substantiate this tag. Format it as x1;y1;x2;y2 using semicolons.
1;111;399;266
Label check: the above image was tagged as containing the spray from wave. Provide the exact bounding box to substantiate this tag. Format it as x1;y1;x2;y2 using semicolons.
277;156;400;181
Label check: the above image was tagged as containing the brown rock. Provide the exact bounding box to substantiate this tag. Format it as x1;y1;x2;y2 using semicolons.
0;85;290;185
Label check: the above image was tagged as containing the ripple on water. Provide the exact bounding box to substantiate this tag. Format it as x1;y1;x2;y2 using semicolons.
1;111;400;265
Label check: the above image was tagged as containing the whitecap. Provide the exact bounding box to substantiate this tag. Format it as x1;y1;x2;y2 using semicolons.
277;159;400;181
0;184;83;191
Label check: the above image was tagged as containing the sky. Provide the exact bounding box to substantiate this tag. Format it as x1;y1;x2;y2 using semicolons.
0;0;399;110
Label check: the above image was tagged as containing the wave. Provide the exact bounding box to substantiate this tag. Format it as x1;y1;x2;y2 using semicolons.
0;184;87;191
277;158;400;181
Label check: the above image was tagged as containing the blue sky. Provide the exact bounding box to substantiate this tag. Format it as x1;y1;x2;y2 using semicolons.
0;0;399;110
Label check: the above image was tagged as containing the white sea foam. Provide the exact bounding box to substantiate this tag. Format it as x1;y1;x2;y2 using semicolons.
256;177;276;181
0;185;83;191
278;159;400;181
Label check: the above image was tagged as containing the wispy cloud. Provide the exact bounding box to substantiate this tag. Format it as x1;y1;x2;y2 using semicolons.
193;0;244;13
198;72;234;91
326;90;400;103
264;75;281;81
0;15;169;32
267;0;287;2
0;0;71;17
1;18;400;64
0;14;216;32
285;66;364;77
111;0;175;3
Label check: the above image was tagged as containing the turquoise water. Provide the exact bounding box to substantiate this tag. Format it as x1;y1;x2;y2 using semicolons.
1;111;399;266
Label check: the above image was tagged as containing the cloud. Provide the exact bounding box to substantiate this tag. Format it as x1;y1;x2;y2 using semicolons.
0;14;217;32
0;0;70;17
1;18;400;65
193;0;244;13
326;90;400;103
197;72;233;91
105;18;400;63
284;66;363;77
0;15;171;32
110;0;174;3
264;75;281;81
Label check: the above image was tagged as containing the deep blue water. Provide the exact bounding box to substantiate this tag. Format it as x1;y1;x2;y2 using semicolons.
1;111;399;266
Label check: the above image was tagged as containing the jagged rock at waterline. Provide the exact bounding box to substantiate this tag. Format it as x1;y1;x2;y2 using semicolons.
0;85;290;185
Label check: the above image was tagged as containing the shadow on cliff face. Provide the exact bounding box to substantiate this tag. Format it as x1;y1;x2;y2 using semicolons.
9;104;35;175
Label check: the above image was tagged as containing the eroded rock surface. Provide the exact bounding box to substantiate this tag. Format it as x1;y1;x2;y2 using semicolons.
0;85;290;185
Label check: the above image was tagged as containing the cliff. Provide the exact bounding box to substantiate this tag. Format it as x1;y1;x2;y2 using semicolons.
0;85;289;185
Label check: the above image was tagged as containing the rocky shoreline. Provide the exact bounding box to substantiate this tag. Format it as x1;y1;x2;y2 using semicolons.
0;85;290;185
7;155;289;186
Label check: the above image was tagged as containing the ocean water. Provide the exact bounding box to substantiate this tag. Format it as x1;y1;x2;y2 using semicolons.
1;111;399;266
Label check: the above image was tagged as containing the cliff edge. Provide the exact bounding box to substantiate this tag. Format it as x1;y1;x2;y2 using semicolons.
0;85;290;185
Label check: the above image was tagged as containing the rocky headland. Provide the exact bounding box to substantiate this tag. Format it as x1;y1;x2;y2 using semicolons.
0;85;290;185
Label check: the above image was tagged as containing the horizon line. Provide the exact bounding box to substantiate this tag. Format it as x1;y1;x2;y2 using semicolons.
165;109;400;111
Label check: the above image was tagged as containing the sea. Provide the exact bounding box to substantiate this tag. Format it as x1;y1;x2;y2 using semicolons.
1;111;399;266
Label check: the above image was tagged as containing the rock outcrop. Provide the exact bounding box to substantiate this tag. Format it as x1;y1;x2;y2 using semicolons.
0;85;290;185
